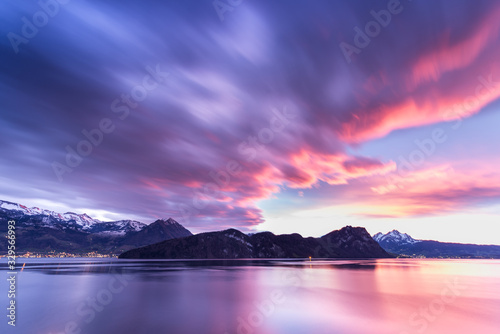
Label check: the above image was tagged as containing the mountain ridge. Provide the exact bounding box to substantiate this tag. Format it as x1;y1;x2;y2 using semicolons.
119;225;392;259
373;230;500;258
373;230;420;245
0;199;193;254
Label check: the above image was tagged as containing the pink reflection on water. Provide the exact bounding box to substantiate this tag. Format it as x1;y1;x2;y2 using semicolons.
11;259;500;334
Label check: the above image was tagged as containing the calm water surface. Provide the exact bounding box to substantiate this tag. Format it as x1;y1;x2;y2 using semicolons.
1;258;499;334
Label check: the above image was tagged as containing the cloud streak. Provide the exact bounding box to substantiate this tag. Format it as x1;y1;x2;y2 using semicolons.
1;0;499;233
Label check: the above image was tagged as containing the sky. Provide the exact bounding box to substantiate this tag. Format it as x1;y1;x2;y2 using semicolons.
1;0;500;244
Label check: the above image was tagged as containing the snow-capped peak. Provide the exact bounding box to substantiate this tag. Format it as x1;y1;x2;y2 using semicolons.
0;200;100;229
157;218;178;225
0;200;21;211
373;230;420;245
117;220;145;229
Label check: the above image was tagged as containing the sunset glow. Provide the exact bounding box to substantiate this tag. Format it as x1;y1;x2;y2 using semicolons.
2;0;500;244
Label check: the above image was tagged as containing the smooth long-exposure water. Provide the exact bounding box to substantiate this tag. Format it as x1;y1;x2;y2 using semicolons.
1;258;499;334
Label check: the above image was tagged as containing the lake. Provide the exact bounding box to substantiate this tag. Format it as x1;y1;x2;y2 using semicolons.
1;258;499;334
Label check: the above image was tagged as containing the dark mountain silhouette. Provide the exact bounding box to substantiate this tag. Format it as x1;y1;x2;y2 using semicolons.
119;226;392;259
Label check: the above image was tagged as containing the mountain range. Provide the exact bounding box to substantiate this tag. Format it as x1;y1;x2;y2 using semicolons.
0;200;192;254
119;226;391;259
373;230;500;258
3;199;499;259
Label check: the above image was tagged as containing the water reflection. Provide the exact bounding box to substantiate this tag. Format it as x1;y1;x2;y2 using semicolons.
8;258;383;275
0;259;499;334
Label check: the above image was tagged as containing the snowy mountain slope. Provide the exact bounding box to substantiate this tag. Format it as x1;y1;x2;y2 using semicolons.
0;199;149;234
372;229;500;258
373;230;420;245
0;200;101;229
0;199;192;254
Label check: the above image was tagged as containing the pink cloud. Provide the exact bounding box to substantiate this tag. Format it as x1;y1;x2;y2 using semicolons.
409;7;500;87
338;7;500;143
366;165;500;217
